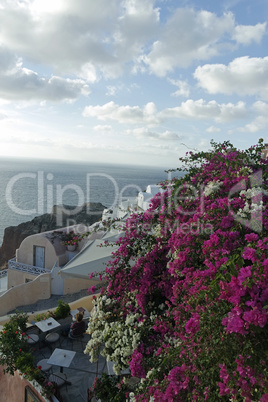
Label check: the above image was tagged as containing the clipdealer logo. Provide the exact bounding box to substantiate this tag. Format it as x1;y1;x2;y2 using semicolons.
5;170;264;233
5;171;153;226
228;170;264;233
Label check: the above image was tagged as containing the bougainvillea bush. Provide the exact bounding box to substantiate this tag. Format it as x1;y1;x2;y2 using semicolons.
85;139;268;401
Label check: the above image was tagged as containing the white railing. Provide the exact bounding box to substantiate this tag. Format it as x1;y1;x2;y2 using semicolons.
8;258;50;275
0;270;7;278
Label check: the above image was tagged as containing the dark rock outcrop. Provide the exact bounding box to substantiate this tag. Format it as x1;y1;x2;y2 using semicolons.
0;202;105;269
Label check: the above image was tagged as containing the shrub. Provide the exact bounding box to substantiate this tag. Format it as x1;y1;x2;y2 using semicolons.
53;300;70;320
0;316;29;375
85;139;268;401
0;311;56;398
33;311;51;322
9;310;29;332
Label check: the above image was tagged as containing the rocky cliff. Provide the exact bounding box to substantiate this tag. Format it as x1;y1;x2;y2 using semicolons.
0;202;105;269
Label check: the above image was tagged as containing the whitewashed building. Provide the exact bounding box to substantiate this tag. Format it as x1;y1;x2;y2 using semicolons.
102;184;164;222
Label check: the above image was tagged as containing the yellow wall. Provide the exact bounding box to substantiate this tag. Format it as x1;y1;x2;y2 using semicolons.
63;277;93;294
1;269;99;317
0;273;51;317
67;293;97;313
8;268;38;288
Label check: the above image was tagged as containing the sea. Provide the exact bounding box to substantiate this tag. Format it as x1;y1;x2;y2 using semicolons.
0;157;174;245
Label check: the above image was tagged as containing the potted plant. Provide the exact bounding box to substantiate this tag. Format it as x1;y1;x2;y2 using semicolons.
50;229;91;250
32;311;52;322
53;300;71;320
61;230;79;251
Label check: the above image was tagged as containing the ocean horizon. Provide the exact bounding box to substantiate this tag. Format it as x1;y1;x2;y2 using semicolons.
0;156;174;244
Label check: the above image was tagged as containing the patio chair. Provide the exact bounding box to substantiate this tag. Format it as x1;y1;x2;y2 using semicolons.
48;372;69;391
36;358;53;375
26;332;49;359
26;333;41;351
26;333;39;345
45;332;61;351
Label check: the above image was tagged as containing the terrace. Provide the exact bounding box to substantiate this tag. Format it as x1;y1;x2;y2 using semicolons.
28;317;107;402
0;293;135;402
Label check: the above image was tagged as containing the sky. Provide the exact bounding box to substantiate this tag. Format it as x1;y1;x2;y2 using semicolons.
0;0;267;168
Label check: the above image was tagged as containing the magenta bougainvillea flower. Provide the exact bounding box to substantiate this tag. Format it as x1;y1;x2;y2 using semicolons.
85;139;268;401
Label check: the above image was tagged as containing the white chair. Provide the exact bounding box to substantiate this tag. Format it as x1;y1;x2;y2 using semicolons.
45;332;60;350
37;358;53;375
26;333;39;345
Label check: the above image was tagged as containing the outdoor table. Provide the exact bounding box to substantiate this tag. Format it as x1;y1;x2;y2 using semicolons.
47;348;76;373
70;307;90;320
35;317;60;333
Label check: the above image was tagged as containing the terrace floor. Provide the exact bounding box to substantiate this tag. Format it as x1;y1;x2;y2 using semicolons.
28;319;107;402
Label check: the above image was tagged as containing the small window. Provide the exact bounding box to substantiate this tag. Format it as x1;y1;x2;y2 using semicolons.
25;386;42;402
25;278;32;283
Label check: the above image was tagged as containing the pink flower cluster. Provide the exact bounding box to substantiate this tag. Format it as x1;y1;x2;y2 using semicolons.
96;140;268;400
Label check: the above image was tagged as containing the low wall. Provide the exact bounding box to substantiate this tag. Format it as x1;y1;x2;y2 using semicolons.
68;293;96;313
26;294;97;324
8;267;41;288
63;276;93;294
0;273;51;317
0;293;98;327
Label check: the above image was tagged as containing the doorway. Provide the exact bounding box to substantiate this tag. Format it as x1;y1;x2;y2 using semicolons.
33;246;45;268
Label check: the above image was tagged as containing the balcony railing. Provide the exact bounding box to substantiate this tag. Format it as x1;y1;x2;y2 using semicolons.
8;258;51;275
0;269;7;278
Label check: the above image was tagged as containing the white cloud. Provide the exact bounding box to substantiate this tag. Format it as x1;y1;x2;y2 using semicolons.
83;101;160;125
194;56;268;99
239;118;267;133
142;9;235;76
128;127;182;141
206;126;221;133
161;99;247;123
93;125;113;132
232;22;266;45
237;101;268;133
169;79;190;97
0;1;117;74
84;98;249;126
0;0;159;78
253;101;268;114
0;1;265;82
0;1;267;167
0;46;90;102
0;112;7;120
29;0;65;16
77;63;98;83
106;86;117;96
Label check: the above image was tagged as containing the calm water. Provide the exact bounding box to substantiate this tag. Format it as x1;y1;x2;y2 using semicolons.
0;157;172;244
